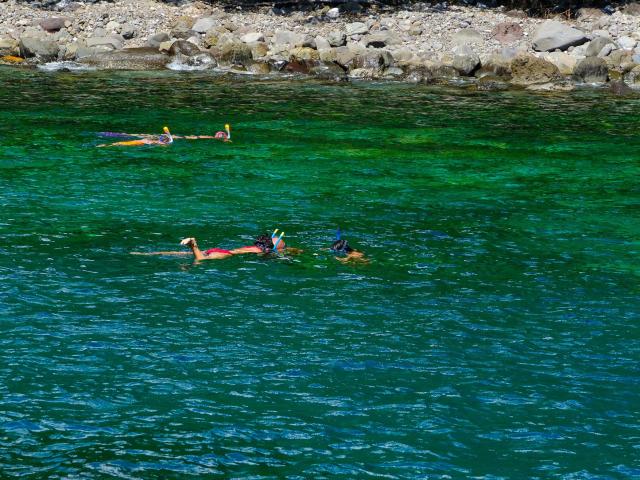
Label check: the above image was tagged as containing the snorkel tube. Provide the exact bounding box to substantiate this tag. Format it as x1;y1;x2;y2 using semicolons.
225;124;231;141
162;126;173;144
271;229;285;253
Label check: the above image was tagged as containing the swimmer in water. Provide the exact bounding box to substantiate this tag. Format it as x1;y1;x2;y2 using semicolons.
97;127;173;147
180;124;231;142
100;124;231;143
330;239;368;264
130;230;301;261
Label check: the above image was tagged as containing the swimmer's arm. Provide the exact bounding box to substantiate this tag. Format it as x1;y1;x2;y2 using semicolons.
230;246;263;254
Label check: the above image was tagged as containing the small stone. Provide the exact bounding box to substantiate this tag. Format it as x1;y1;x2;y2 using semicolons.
326;8;340;19
618;35;637;50
147;32;171;48
240;32;264;43
345;22;368;36
192;17;216;34
39;17;67;33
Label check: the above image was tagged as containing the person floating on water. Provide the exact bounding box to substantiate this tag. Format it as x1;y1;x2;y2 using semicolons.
330;228;368;264
98;126;173;147
131;229;301;262
98;124;231;143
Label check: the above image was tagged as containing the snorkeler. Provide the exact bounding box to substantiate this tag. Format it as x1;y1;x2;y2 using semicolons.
330;238;368;264
98;127;173;147
131;230;300;261
99;124;230;143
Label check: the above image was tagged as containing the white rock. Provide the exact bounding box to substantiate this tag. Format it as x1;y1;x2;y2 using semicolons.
345;22;368;36
326;8;339;19
597;44;614;57
618;35;637;50
240;32;264;43
192;17;216;34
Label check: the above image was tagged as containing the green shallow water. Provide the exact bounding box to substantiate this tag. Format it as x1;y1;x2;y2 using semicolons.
1;67;639;479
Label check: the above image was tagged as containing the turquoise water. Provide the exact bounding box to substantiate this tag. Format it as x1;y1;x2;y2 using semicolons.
1;68;639;478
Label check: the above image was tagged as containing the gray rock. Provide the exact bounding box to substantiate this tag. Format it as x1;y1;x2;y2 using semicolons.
362;31;401;48
273;30;305;47
240;32;264;43
573;56;609;83
39;17;67;33
351;50;393;71
215;40;252;65
532;20;588;52
87;35;124;50
327;31;346;47
19;36;59;61
301;34;316;49
452;46;480;76
452;28;483;45
168;40;200;57
121;23;136;40
192;16;216;34
526;81;575;92
147;33;171;48
315;36;331;50
597;44;614;58
542;51;579;75
345;22;368;36
510;55;561;85
586;36;613;57
79;47;170;70
76;44;114;59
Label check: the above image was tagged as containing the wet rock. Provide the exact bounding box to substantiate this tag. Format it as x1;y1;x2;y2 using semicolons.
289;46;319;62
203;27;229;49
19;36;59;61
510;55;561;85
476;75;509;91
216;40;252;65
168;40;200;57
490;22;523;43
250;41;269;59
452;45;480;75
609;79;633;95
476;51;512;78
39;17;67;33
0;38;19;56
532;20;588;52
526;81;575;92
79;47;170;70
573;56;608;83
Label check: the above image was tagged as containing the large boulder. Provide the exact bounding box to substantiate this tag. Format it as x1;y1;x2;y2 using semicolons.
274;30;305;47
542;51;580;75
532;20;588;52
345;22;368;36
452;45;480;76
79;48;170;70
203;26;229;48
476;52;512;78
87;35;124;50
618;36;637;50
491;22;523;43
0;38;19;56
168;40;200;57
510;55;561;85
19;36;59;61
215;40;252;65
39;17;68;33
609;80;634;95
624;65;640;86
573;56;608;83
327;31;346;47
585;36;613;57
147;33;170;48
192;17;217;34
362;31;401;48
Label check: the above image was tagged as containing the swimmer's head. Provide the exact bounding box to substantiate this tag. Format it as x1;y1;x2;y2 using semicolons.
163;126;170;133
255;233;285;253
331;239;352;254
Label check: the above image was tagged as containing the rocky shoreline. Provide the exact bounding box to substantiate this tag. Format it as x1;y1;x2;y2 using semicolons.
2;0;640;92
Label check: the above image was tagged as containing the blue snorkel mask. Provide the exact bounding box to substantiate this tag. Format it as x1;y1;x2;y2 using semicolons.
330;228;351;255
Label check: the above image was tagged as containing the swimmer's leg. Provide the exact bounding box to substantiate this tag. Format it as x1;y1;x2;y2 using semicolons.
130;251;191;256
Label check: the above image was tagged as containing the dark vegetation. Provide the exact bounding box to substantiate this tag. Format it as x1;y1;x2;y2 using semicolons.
17;0;633;16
